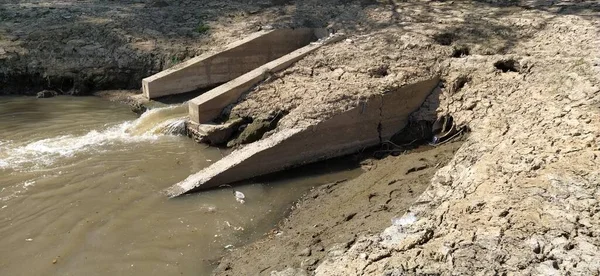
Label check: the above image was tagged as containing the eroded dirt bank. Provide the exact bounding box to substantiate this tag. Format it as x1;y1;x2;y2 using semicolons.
215;143;463;275
0;0;372;95
3;0;599;275
213;0;600;275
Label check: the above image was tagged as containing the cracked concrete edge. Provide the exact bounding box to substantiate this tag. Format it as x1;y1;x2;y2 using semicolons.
168;77;439;196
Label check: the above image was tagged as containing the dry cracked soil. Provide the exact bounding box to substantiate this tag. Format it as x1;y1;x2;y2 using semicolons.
2;0;600;275
218;0;600;275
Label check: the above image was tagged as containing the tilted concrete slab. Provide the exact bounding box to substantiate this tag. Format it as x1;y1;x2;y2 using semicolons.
142;28;318;99
188;40;329;124
167;77;440;197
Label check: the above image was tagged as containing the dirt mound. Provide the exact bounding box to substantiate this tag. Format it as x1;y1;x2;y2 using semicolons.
216;0;600;275
311;2;600;275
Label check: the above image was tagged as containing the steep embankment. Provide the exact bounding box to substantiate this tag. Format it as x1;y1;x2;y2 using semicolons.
0;0;371;95
315;11;600;276
216;1;600;275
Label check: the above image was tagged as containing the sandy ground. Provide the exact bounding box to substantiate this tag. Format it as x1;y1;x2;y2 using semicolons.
214;142;463;275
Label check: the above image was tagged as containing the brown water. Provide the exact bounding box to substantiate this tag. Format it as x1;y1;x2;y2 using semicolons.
0;96;361;275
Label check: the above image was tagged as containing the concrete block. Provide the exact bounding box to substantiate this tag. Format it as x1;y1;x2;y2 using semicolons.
143;28;318;99
167;77;439;196
188;42;325;123
190;118;245;145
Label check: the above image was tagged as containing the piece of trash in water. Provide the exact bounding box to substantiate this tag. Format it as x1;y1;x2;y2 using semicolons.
25;238;33;242
225;221;231;227
391;212;417;227
1;205;7;209
199;205;217;213
235;191;245;204
206;159;212;162
224;244;234;250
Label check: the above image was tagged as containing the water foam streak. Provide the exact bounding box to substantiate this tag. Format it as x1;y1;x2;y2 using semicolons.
0;105;187;171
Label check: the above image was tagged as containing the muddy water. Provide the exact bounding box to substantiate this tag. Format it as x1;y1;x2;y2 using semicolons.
0;96;361;275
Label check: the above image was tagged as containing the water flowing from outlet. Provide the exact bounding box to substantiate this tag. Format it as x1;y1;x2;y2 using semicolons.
0;104;188;171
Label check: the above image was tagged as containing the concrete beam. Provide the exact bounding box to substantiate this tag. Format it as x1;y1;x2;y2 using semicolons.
167;77;440;197
142;28;318;99
188;41;325;124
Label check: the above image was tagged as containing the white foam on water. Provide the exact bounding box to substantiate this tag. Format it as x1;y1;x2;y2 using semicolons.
0;105;187;171
0;179;36;202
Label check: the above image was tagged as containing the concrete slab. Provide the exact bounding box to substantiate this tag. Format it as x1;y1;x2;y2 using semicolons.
142;28;318;99
188;41;325;123
167;77;440;197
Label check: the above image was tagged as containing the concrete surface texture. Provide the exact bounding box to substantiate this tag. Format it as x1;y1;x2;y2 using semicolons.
142;28;318;99
188;33;344;124
168;77;438;196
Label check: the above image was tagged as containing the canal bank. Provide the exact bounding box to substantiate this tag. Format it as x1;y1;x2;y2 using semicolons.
2;0;600;275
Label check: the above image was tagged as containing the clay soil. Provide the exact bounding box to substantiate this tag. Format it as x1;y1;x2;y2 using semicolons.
2;0;600;275
218;1;600;275
0;0;373;95
214;142;463;275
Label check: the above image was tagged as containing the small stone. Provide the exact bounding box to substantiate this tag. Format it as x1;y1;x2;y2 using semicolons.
150;0;169;7
36;90;57;98
198;118;245;146
130;103;147;115
367;64;389;78
247;8;260;14
270;267;308;276
529;238;542;254
301;258;318;267
298;247;311;256
332;68;345;80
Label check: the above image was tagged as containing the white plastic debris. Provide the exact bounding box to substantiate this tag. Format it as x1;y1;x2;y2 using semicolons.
235;191;245;204
224;244;234;250
391;212;417;227
25;238;33;242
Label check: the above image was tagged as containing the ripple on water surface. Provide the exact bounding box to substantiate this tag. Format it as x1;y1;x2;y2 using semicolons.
0;96;361;275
